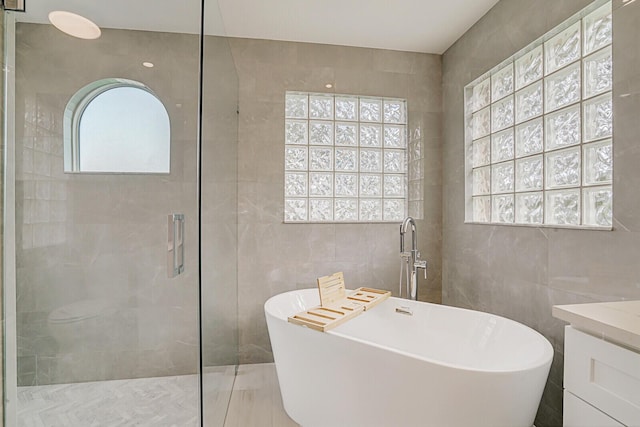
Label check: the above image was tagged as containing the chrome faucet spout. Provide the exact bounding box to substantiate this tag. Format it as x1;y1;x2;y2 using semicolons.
399;216;427;301
400;216;416;253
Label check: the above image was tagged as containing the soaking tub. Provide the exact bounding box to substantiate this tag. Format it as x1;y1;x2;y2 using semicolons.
265;289;553;427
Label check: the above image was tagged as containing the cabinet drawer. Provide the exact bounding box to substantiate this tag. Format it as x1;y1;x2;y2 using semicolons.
564;326;640;426
564;390;625;427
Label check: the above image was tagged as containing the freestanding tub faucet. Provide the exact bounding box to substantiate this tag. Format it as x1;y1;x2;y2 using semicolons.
399;216;427;300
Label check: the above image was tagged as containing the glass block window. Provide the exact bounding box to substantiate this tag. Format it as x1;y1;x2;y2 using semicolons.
284;92;407;222
464;0;612;229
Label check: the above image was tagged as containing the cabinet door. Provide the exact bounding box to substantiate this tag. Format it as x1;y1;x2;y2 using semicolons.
564;391;624;427
564;326;640;425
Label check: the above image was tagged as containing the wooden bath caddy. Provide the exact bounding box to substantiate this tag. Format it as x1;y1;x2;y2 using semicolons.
288;272;391;332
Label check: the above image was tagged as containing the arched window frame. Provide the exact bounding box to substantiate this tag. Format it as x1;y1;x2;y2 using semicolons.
63;78;170;173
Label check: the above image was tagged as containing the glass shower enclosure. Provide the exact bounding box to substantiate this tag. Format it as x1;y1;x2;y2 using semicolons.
2;0;238;425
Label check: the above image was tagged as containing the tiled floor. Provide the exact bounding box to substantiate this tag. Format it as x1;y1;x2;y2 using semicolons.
16;363;298;427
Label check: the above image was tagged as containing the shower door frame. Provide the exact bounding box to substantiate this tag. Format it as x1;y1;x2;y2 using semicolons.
3;11;19;427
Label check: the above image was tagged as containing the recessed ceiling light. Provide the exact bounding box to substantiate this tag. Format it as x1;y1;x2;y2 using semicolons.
325;83;333;89
143;62;155;68
48;11;101;40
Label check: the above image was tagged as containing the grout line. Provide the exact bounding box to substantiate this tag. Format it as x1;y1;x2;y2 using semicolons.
222;364;239;427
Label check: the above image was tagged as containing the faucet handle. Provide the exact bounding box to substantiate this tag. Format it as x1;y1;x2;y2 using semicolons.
414;259;427;279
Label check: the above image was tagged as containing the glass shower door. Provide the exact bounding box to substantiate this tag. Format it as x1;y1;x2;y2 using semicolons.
200;1;240;425
3;2;205;425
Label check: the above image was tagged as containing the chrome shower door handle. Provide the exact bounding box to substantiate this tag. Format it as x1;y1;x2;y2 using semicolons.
168;214;185;278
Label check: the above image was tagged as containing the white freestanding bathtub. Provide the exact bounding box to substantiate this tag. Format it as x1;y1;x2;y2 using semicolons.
265;289;553;427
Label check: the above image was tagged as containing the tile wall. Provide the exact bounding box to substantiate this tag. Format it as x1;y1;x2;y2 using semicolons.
442;0;640;425
228;38;443;363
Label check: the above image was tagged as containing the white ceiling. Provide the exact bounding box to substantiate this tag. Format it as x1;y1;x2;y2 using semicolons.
217;0;499;54
16;0;499;54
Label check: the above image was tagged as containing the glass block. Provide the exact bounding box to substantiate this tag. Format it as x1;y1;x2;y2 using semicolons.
335;96;358;121
473;136;491;168
334;199;358;222
285;147;307;171
515;155;543;192
491;129;514;163
515;118;544;158
472;78;491;112
408;179;423;201
545;22;580;75
309;121;334;145
515;192;543;224
491;95;514;132
335;173;358;197
359;124;382;147
472;196;491;223
583;3;612;56
359;174;382;197
492;63;514;101
383;199;405;221
359;199;382;221
309;95;333;120
409;139;421;162
285;93;308;119
583;93;612;142
309;198;333;221
284;198;307;222
335;123;357;146
383;100;406;124
285;120;308;145
545;105;580;150
583;186;612;228
408;201;424;220
309;147;332;171
309;172;333;196
409;160;423;181
472;107;491;140
472;166;491;196
545;189;580;225
384;175;405;197
384;150;405;173
491;161;514;194
584;46;612;99
360;149;382;173
583;139;612;185
360;98;382;122
515;81;543;123
545;63;580;113
284;172;307;196
545;146;581;189
492;194;514;223
384;125;406;148
515;45;543;90
335;148;358;172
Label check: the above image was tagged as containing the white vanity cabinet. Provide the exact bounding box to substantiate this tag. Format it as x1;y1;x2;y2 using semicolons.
563;326;639;426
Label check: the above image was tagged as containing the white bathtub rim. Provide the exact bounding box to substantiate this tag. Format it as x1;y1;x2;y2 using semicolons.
265;288;554;375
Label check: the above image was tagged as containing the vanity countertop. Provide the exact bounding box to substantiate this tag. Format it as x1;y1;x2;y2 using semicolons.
552;300;640;352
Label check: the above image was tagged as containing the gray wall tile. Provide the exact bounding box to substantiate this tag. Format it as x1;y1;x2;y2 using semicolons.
230;38;443;363
442;1;640;425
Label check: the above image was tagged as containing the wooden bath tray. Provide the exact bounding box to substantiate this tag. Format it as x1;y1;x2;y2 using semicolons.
287;272;391;332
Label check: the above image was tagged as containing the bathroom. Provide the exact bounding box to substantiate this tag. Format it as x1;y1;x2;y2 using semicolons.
1;0;639;426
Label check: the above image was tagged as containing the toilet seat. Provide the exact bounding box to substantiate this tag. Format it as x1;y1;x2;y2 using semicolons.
48;299;110;324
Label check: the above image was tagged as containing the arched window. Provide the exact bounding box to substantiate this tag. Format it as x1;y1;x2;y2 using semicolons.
64;78;171;173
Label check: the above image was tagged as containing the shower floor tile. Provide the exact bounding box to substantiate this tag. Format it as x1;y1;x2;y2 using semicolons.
16;363;297;427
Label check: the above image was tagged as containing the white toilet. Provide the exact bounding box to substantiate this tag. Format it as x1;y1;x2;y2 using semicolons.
47;299;114;352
